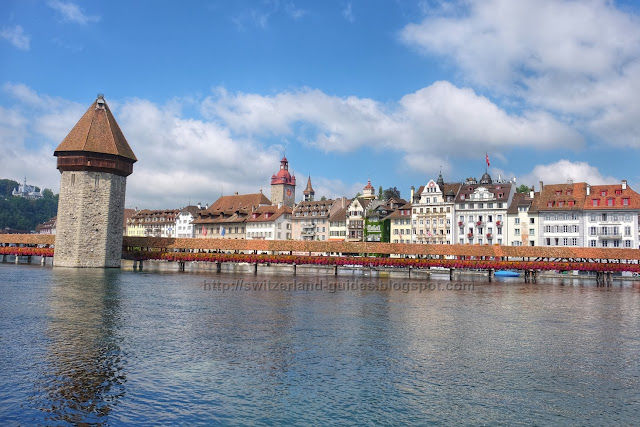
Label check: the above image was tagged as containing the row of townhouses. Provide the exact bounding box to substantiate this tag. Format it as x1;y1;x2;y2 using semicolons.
37;156;640;249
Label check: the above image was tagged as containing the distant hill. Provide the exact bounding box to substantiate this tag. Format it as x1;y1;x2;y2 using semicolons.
0;179;58;232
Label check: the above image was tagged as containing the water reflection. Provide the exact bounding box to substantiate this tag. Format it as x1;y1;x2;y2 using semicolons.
32;268;126;425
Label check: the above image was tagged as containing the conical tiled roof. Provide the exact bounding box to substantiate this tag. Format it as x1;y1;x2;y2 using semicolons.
303;176;315;195
54;95;137;162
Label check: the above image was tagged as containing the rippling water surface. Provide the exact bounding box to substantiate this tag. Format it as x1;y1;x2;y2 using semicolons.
1;263;639;426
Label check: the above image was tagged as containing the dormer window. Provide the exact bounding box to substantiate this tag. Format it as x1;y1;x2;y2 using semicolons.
601;190;607;197
623;198;630;206
607;199;614;207
547;201;553;207
556;191;562;196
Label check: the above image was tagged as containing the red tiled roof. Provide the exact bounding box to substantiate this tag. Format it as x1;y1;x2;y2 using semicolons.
537;183;587;211
583;184;640;210
54;96;137;161
246;205;292;223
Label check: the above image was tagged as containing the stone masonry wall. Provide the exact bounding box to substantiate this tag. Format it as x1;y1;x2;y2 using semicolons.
54;170;127;267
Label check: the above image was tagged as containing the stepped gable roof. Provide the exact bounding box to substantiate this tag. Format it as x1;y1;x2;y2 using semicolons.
247;205;292;223
54;95;137;161
537;182;587;211
506;192;534;214
303;176;315;195
584;183;640;210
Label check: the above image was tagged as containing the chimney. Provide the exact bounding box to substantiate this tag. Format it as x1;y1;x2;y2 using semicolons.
529;187;534;199
278;203;282;209
197;202;201;209
586;184;590;196
539;181;543;191
410;186;415;203
342;197;346;208
622;179;628;190
205;204;209;209
234;192;238;195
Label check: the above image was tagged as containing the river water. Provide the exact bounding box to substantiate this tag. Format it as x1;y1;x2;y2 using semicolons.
1;263;639;426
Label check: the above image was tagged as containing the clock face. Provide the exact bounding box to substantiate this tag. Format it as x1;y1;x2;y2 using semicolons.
286;188;292;196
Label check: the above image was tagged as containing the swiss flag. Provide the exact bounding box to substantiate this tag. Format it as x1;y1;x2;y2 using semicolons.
202;226;208;236
486;153;490;167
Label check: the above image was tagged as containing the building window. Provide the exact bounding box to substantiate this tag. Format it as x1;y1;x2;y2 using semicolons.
625;240;632;248
529;228;535;235
571;238;578;246
515;218;520;225
623;198;629;206
601;190;607;197
602;240;608;248
625;226;631;236
589;240;596;247
515;229;520;235
592;199;599;206
607;199;614;207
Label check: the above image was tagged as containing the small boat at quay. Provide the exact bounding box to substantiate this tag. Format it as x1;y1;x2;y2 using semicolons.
494;270;520;278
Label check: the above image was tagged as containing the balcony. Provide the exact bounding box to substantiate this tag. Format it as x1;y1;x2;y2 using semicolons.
597;233;622;239
301;230;316;236
301;223;315;229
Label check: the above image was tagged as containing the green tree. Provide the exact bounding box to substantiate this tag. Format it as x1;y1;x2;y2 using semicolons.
0;179;19;198
382;187;401;200
516;184;531;193
320;196;327;201
378;186;383;200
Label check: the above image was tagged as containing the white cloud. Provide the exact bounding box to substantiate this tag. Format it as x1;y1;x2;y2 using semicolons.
0;25;30;50
48;0;100;25
285;2;307;20
400;0;640;147
522;160;618;191
203;81;582;176
342;2;354;23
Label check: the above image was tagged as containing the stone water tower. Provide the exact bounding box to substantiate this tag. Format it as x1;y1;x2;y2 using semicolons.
53;94;137;267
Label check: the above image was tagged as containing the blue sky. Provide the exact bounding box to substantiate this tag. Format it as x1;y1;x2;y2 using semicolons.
1;0;640;209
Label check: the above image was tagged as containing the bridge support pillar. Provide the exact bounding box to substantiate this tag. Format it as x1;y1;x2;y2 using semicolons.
1;254;5;263
408;267;412;278
488;269;494;281
254;263;258;275
450;268;454;281
334;265;338;276
15;255;19;264
293;263;297;276
216;262;221;273
178;261;185;272
41;256;46;266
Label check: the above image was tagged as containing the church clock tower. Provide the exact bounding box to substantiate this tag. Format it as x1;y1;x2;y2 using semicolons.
270;156;296;207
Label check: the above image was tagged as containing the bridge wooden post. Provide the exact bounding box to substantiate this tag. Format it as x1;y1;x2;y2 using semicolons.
178;261;185;272
133;260;137;270
138;260;143;271
216;262;221;273
41;256;46;266
408;266;412;278
1;254;5;263
334;265;338;275
293;263;297;276
15;255;19;264
488;269;494;281
450;268;454;281
254;262;258;275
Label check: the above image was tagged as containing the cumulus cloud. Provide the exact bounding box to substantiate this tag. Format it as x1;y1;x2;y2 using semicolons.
47;0;100;25
400;0;640;146
0;83;588;209
203;81;582;175
522;160;618;191
0;25;30;50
